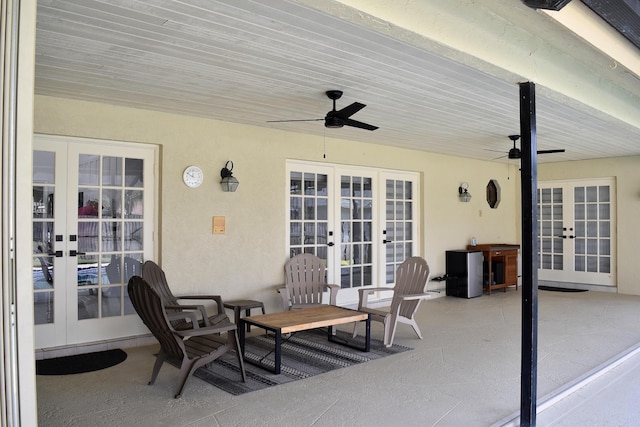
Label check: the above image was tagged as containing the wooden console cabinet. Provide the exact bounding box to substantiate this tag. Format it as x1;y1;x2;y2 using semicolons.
466;244;520;295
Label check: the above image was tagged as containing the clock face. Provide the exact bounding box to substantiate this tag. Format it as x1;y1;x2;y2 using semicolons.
183;166;204;188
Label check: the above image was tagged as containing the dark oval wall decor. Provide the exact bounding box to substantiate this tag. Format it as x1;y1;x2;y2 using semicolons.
486;179;500;209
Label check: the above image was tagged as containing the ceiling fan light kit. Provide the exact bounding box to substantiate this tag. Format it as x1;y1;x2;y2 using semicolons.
508;135;523;159
324;115;343;128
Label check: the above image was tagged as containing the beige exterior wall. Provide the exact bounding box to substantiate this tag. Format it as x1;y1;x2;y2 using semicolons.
539;157;640;295
34;95;520;311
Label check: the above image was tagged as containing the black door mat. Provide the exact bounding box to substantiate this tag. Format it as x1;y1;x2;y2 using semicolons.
538;285;588;292
36;349;127;375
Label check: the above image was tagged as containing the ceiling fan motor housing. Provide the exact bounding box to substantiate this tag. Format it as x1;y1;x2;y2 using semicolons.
324;115;343;128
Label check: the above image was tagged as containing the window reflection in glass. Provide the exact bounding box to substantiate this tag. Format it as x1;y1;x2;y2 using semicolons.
305;197;316;220
79;154;100;186
102;222;121;252
125;158;144;187
33;151;55;184
78;291;98;320
304;173;316;195
290;172;302;195
33;186;55;219
102;286;122;318
102;156;123;186
78;221;99;253
34;290;53;325
102;188;122;219
78;187;100;218
125;190;143;217
124;222;143;251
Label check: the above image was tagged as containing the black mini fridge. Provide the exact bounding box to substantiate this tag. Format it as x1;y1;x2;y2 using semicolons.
446;250;483;298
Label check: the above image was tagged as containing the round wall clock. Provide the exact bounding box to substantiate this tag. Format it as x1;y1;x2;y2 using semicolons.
182;165;204;188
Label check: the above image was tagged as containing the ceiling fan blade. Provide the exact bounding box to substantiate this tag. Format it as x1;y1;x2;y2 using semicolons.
537;149;566;154
342;117;378;131
266;118;324;123
334;102;365;119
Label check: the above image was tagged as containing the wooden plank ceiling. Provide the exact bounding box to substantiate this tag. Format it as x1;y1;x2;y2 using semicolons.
34;0;640;163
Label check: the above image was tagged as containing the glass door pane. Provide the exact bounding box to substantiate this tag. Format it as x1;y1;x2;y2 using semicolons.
288;171;329;263
75;153;145;321
339;174;373;289
384;178;415;284
33;150;57;325
537;186;564;272
573;184;611;274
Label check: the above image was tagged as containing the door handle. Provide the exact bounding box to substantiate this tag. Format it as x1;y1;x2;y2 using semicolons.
69;250;86;257
48;250;63;257
327;242;335;247
383;239;392;244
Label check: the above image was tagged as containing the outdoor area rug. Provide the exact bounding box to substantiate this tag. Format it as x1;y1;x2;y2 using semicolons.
194;329;412;395
36;349;127;375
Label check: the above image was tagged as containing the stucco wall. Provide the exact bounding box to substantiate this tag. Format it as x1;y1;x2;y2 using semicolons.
34;95;521;310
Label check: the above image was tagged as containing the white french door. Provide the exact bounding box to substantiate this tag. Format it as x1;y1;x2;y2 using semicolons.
286;161;419;306
383;173;418;285
537;178;616;286
33;135;156;349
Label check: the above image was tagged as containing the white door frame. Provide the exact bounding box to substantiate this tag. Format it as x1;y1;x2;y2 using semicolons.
286;160;420;306
33;134;158;349
538;177;616;287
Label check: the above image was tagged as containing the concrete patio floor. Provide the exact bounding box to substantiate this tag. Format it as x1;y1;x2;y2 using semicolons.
36;289;640;426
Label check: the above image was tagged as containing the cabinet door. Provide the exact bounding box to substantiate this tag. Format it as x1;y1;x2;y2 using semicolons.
504;251;518;285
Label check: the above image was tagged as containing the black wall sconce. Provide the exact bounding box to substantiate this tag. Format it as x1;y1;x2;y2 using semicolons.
220;161;239;192
458;182;472;202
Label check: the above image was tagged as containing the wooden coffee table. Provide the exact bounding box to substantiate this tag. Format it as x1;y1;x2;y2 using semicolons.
238;305;371;374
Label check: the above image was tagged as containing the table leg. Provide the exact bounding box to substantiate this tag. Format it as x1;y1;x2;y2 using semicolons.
274;330;282;375
364;314;371;352
244;309;251;332
239;319;246;356
327;319;371;352
234;308;242;332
